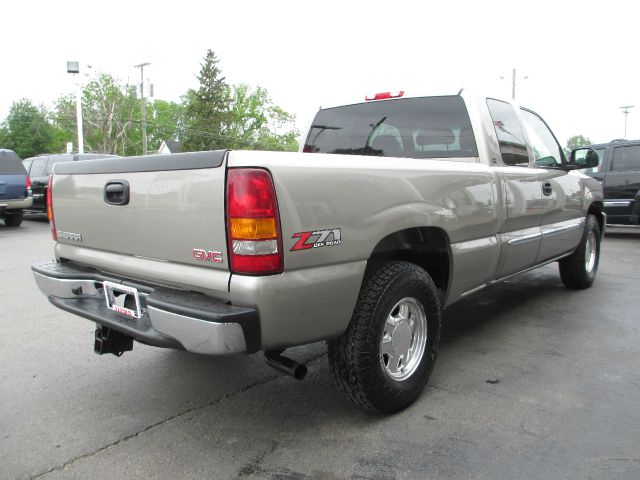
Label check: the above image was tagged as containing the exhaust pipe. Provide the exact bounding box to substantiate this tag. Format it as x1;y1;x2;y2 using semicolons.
264;350;307;380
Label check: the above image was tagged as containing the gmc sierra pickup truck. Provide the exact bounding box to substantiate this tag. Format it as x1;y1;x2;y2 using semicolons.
33;90;603;413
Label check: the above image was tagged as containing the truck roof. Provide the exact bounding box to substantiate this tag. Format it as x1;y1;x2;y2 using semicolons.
318;89;517;112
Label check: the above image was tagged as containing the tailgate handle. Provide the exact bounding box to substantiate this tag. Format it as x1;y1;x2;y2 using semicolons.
104;180;130;206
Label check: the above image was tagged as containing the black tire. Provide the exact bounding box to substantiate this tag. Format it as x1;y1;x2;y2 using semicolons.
559;214;600;289
328;261;441;413
3;210;24;227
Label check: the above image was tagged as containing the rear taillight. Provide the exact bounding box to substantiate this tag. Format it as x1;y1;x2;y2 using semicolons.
25;176;32;190
47;175;57;241
226;168;283;275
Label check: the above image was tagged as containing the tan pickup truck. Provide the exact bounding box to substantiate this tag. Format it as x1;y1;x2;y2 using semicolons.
33;90;603;412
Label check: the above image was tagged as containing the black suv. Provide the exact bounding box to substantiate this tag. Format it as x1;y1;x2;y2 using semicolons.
581;139;640;225
23;153;118;212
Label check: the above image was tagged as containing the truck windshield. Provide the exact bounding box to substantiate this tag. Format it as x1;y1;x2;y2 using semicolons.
304;96;477;159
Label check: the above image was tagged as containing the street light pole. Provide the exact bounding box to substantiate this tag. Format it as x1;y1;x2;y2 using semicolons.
619;105;634;138
134;62;150;155
66;61;84;154
501;68;528;101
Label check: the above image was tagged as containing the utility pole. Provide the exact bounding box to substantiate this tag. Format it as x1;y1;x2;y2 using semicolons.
134;62;150;155
619;105;634;138
501;68;528;100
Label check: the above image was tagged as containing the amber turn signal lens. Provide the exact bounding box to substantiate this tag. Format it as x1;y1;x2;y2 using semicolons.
230;217;277;240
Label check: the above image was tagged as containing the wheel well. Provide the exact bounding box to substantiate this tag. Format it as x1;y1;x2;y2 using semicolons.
367;227;450;298
588;202;605;234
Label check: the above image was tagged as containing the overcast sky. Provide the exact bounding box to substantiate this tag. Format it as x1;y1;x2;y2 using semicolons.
3;0;638;147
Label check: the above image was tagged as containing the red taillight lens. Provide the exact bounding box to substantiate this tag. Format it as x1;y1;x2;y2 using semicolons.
26;176;32;190
226;168;283;275
227;169;277;218
47;175;57;241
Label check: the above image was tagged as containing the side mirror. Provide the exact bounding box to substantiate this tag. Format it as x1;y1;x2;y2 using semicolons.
570;148;599;169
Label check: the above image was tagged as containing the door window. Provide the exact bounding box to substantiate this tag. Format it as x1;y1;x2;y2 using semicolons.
519;109;563;168
486;99;529;166
612;145;640;171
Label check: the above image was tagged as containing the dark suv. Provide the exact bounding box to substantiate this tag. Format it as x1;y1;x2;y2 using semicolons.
581;139;640;225
0;149;33;226
23;153;118;212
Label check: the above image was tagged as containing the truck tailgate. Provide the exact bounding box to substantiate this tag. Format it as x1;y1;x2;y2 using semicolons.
51;151;230;289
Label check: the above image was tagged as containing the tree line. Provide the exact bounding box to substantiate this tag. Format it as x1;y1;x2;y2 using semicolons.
0;50;300;159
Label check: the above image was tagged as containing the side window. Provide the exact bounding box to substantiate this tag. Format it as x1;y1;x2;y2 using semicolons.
486;99;529;166
612;145;640;172
29;157;49;177
519;109;563;168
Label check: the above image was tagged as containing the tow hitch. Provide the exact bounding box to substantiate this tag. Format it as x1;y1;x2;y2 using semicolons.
94;326;133;357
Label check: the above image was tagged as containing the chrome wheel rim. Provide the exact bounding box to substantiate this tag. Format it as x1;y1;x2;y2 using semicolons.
585;231;597;273
380;297;427;381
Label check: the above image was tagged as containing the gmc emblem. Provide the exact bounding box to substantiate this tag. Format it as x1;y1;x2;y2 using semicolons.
192;249;223;263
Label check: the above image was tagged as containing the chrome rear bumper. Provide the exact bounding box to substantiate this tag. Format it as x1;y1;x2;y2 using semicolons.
32;261;259;355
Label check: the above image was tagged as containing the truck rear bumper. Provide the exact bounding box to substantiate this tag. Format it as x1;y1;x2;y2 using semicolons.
32;261;259;355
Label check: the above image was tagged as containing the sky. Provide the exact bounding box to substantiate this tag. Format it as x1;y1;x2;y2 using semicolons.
2;0;638;147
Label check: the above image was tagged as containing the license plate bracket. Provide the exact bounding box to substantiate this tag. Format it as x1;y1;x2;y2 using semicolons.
103;281;142;319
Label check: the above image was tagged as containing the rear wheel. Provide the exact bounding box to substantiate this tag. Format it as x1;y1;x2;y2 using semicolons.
559;214;600;289
328;261;441;413
3;210;24;227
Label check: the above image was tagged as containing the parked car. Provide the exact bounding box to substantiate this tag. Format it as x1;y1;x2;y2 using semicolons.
580;139;640;225
0;149;33;226
23;153;118;212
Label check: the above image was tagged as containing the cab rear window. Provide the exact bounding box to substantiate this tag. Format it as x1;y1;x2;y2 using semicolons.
304;96;478;159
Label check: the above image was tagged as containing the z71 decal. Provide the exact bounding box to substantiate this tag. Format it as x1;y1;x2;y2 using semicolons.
291;228;342;251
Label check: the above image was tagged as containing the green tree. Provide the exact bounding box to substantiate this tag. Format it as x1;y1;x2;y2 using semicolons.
566;135;592;151
53;73;142;156
226;84;299;151
146;99;186;151
0;99;58;158
84;73;141;155
182;49;231;151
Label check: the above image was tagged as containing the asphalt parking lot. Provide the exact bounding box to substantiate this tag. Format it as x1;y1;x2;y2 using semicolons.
1;218;639;480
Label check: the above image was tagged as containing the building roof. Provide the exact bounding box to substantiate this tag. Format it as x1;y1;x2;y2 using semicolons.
160;140;183;153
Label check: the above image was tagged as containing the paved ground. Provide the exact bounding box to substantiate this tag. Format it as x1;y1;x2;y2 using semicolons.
1;217;639;480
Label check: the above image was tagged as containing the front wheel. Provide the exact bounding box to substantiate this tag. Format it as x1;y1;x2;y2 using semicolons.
558;214;601;289
328;261;441;413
